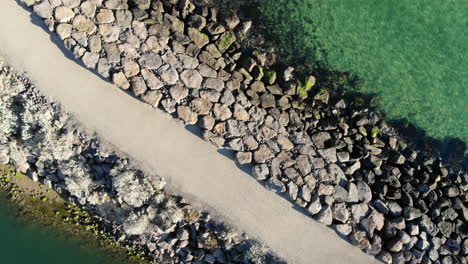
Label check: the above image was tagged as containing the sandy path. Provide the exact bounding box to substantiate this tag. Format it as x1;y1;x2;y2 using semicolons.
0;2;377;263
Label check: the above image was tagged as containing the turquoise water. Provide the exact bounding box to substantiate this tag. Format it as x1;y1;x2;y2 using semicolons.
0;195;127;264
260;0;468;144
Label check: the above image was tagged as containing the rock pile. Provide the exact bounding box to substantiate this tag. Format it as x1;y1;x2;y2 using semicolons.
0;61;283;264
22;0;468;263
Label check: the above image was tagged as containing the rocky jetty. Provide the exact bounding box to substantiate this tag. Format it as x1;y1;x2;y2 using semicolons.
0;60;283;263
19;0;468;263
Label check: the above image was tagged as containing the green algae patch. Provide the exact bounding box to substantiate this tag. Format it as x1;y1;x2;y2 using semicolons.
265;70;277;85
216;31;236;51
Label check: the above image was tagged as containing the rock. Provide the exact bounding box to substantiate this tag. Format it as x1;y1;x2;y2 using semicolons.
403;207;422;220
333;224;352;236
253;144;274;163
21;0;36;7
332;203;349;223
376;251;392;264
437;221;453;238
288;182;299;200
105;0;128;10
141;90;162;107
252;164;269;180
34;1;53;18
80;1;96;17
386;237;404;252
318;148;337;163
180;69;203;89
169;85;188;103
236;152;252;165
54;6;75;23
97;58;110;77
203;78;225;91
226;138;244;151
357;181;372;203
367;234;383;256
387;202;403;217
337;151;350;163
73;15;97;34
190;98;212;115
62;0;81;8
56;24;72;40
188;27;209;48
300;185;312;202
198;116;215;130
123;60;140;77
225;13;240;30
179;54;199;69
349;231;371;251
334;186;348;202
391;154;406;165
312;132;331;149
177;106;198;125
216;31;236;52
260;94;276;108
132;21;147;40
138;53;162;70
81;52;99;69
265;177;285;193
360;210;385;236
307;194;322;215
213;104;232;121
445;187;460;197
233;104;249;121
347;182;359;203
130;77;147;96
314;205;333;225
157;65;179;85
277;134;294;151
113;72;130;89
164;14;184;33
88;35;102;53
99;24;120;42
141;69;163;90
351;203;369;223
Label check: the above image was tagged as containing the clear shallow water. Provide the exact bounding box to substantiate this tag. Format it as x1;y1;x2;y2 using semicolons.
0;195;128;264
260;0;468;144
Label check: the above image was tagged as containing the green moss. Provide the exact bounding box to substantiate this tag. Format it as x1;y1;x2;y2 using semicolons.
219;32;235;50
371;127;380;138
264;70;277;85
297;78;316;98
360;127;368;136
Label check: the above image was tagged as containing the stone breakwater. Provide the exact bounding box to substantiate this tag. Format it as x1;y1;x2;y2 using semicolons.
21;0;468;263
0;60;283;263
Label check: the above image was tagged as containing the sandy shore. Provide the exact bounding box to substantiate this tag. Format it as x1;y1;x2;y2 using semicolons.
0;1;377;263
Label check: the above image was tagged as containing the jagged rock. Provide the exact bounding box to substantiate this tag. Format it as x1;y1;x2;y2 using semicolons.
318;148;337;163
157;65;179;85
213;104;232;121
349;231;371;251
34;1;53;18
139;53;162;69
180;69;203;89
82;52;99;69
177;106;198;125
307;194;322;215
312;132;331;149
314;205;332;225
360;209;384;237
203;78;225;91
351;203;369;223
188;27;209;48
141;90;162;107
169;85;188;103
56;24;72;40
130;77;147;96
332;203;349;223
265;177;285;193
198;116;215;130
236;152;252;165
357;181;372;203
190;98;212;115
253;144;274;163
55;6;75;23
252;164;269;180
141;69;163;90
113;72;130;89
73;15;97;34
233;104;249;121
260;93;276;108
288;182;299;200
